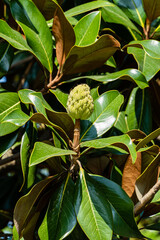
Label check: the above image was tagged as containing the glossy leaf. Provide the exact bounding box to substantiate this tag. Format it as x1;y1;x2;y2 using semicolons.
70;69;148;89
113;112;128;134
125;87;152;135
74;11;101;46
101;2;141;34
75;168;113;240
135;153;160;200
113;0;146;28
75;169;142;238
0;92;21;121
62;34;120;75
10;0;53;72
80;90;124;142
125;40;160;59
20;122;37;190
143;0;160;22
29;142;76;166
80;134;137;163
136;128;160;150
0;41;14;78
39;174;76;240
49;89;68;109
0;109;29;136
65;1;114;18
0;20;32;52
128;46;160;81
14;175;58;238
52;3;75;68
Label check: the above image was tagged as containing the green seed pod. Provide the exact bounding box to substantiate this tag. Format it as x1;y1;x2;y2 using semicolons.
67;84;94;120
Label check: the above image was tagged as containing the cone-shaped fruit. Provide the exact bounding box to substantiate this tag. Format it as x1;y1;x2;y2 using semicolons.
67;84;94;120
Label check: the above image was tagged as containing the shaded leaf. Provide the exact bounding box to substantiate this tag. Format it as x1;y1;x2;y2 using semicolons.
0;131;18;157
0;41;14;78
113;0;146;28
135;153;160;200
33;0;62;20
80;134;137;163
52;3;75;69
70;68;148;89
136;128;160;150
20;122;37;190
14;175;59;238
80;90;124;142
62;34;120;75
74;11;101;46
143;0;160;22
125;87;152;135
113;112;128;133
122;152;142;197
29;142;76;166
128;46;160;81
39;174;76;240
10;0;53;72
75;168;113;240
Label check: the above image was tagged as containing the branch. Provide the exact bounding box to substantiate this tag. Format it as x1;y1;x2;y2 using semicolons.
41;73;63;93
0;152;20;166
134;179;160;217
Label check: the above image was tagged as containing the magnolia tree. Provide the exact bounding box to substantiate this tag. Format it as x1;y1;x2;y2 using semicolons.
0;0;160;239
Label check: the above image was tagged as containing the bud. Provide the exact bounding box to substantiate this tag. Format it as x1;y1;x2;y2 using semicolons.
67;84;94;120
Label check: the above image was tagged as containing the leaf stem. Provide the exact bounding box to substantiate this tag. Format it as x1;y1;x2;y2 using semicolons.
41;73;63;93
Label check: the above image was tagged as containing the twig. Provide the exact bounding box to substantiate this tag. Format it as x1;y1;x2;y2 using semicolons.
17;61;34;90
40;73;63;93
0;152;20;166
134;179;160;217
11;56;34;69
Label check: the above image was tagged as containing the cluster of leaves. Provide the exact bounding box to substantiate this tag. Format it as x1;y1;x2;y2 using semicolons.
0;0;160;239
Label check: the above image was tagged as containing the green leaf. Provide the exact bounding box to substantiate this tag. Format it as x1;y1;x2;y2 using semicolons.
89;173;143;238
52;3;75;68
101;2;141;34
29;142;76;166
143;0;160;22
39;174;76;240
20;122;37;190
62;34;120;75
136;128;160;150
80;90;124;141
113;0;146;28
74;11;101;46
0;20;32;52
70;69;148;89
0;109;30;136
0;41;14;78
125;40;160;59
128;46;160;81
0;92;21;121
75;168;113;240
80;134;137;163
49;89;68;109
65;1;114;18
10;0;53;72
125;87;152;135
113;112;128;133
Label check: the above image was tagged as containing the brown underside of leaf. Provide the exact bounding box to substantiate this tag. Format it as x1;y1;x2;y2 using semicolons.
122;152;142;198
52;6;75;69
143;0;160;22
62;34;120;75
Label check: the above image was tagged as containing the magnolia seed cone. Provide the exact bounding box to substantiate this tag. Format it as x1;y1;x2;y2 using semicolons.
67;84;94;120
